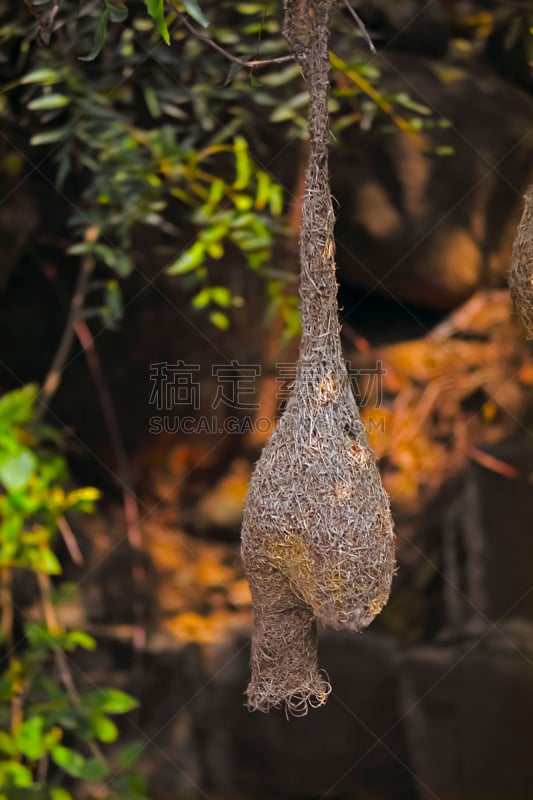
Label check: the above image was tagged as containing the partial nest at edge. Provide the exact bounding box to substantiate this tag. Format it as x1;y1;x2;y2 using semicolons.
509;185;533;339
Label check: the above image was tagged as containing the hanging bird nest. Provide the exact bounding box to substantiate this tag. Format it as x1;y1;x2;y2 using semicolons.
240;0;395;715
242;360;396;714
509;185;533;338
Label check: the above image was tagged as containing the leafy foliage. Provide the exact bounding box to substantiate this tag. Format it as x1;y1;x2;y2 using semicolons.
1;0;287;330
0;386;146;799
0;385;96;573
0;0;461;335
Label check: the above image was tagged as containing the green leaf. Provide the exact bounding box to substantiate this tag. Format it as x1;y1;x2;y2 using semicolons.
283;307;302;338
51;745;86;778
206;242;224;259
1;515;22;560
93;245;132;277
286;91;310;110
65;486;101;511
66;242;93;256
27;94;71;111
167;241;206;275
434;145;455;157
30;548;62;575
255;171;271;210
182;0;209;28
200;221;229;245
407;118;424;132
209;311;230;330
99;688;139;714
66;630;97;651
0;731;15;756
19;67;62;85
118;740;144;768
269;184;283;216
270;106;297;123
105;280;123;324
203;178;226;211
233;136;251;190
224;60;243;86
143;86;161;118
191;288;211;309
233;194;253;212
79;8;110;61
30;127;71;146
391;92;431;115
80;757;109;781
14;716;45;760
236;3;266;13
0;518;22;563
84;688;139;714
0;761;33;787
260;64;301;87
210;287;232;307
113;770;147;795
107;1;128;22
91;713;119;743
144;0;170;44
246;251;266;270
51;789;74;800
24;621;49;648
36;423;64;447
0;449;37;490
0;385;37;427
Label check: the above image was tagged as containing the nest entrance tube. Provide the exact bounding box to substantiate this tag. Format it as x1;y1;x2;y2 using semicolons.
240;0;396;714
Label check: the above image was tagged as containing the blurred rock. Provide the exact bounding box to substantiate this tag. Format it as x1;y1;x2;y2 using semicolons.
356;0;450;57
397;625;533;800
75;630;414;800
443;435;533;627
132;644;205;800
199;631;414;799
332;54;533;309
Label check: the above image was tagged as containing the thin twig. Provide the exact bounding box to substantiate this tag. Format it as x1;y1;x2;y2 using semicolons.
180;14;294;69
24;0;61;45
11;683;23;735
40;261;147;662
73;318;147;654
36;753;49;784
35;237;98;424
38;572;103;760
341;0;376;54
0;568;23;734
467;445;519;479
0;568;13;653
58;515;84;566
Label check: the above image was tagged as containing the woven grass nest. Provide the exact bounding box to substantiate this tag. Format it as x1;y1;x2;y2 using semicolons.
241;356;395;713
509;185;533;338
240;0;395;715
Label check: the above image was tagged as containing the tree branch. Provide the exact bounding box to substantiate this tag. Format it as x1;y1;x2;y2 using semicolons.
73;318;147;654
179;14;294;69
35;230;99;424
341;0;376;54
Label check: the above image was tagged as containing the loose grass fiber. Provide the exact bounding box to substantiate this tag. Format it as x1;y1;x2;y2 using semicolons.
241;0;396;715
509;185;533;338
